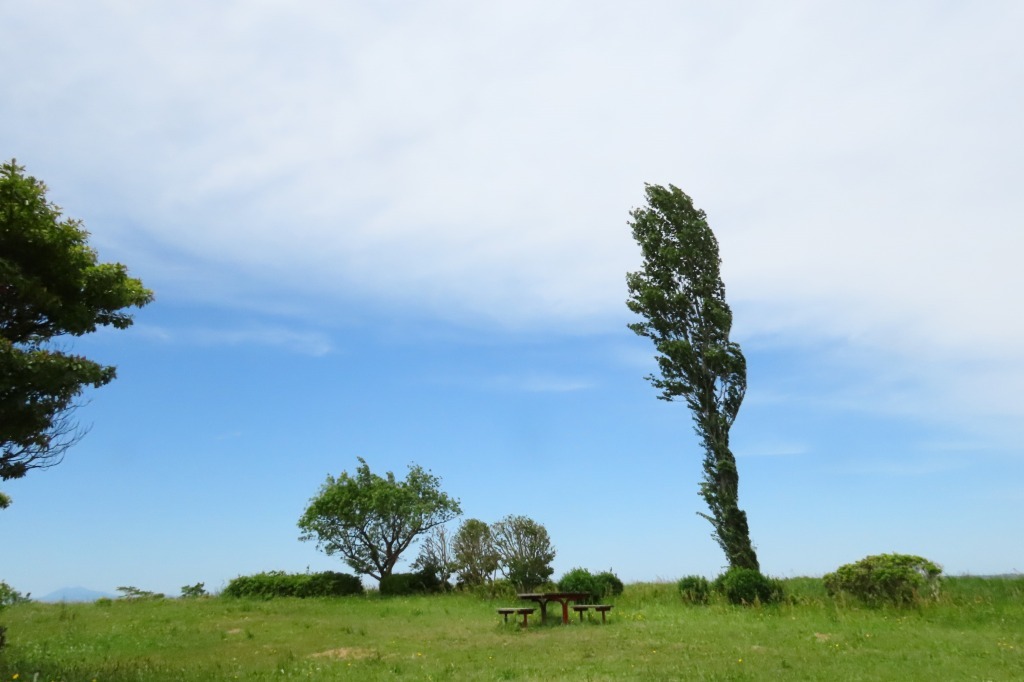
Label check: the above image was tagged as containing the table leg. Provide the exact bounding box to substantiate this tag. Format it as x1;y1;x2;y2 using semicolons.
560;600;570;625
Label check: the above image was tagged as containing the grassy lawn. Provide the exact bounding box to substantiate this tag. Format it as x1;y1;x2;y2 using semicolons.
1;578;1022;680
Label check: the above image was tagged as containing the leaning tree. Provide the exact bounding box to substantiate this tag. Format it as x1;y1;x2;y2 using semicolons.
626;183;759;571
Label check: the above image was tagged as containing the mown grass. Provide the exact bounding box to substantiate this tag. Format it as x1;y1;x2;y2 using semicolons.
1;577;1022;680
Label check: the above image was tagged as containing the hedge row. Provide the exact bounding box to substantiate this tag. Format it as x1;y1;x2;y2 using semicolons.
222;571;362;599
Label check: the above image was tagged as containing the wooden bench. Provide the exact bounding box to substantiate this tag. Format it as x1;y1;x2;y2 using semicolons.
571;604;614;623
497;607;536;627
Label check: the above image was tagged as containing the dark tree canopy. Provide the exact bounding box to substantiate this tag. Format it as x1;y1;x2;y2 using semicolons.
297;458;462;583
1;160;153;482
626;183;759;571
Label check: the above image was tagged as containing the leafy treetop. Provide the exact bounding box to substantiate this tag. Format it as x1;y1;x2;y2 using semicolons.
297;458;461;583
1;160;153;482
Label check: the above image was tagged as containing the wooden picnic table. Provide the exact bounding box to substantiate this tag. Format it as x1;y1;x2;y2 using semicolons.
517;592;591;625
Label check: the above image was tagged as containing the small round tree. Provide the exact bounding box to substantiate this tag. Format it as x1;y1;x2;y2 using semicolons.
298;458;461;585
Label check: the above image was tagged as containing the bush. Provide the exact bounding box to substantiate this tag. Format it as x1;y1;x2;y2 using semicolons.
0;580;24;652
557;568;624;603
180;582;208;598
0;581;28;607
677;575;711;604
713;568;784;605
222;571;363;599
823;553;942;607
116;586;164;600
594;571;625;599
379;569;445;596
469;579;518;601
557;568;599;603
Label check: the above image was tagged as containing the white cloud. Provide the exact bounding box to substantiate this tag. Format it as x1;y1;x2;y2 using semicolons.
134;324;333;357
3;2;1022;431
492;373;595;394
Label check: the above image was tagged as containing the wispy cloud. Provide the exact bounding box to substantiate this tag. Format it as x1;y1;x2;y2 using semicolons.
837;454;972;477
487;373;595;394
2;2;1021;446
133;324;333;357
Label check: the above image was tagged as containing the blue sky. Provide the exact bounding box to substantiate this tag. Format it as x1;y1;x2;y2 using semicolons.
2;1;1022;597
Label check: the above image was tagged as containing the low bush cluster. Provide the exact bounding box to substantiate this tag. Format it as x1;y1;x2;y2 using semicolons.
556;568;624;603
222;571;363;599
1;580;28;652
823;553;942;607
0;581;28;607
676;571;783;605
379;569;447;596
713;568;785;605
677;575;711;604
468;579;519;601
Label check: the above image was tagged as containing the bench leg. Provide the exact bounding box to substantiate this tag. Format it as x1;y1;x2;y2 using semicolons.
601;610;607;623
502;612;509;623
520;612;529;628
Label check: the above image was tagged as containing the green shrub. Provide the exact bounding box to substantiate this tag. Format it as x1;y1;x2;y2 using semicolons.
469;579;518;601
823;553;942;607
713;568;784;605
0;580;24;652
0;581;27;607
222;571;363;599
302;571;364;597
556;568;624;603
180;582;208;598
594;571;625;599
379;573;415;596
379;569;445;596
557;568;599;603
116;586;164;600
677;575;711;604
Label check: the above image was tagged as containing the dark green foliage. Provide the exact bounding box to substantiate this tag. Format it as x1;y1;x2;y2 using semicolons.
0;581;28;607
222;571;363;599
557;568;599;603
823;553;942;607
116;586;164;600
625;183;758;571
1;160;153;482
297;458;461;584
557;568;624;603
713;568;784;605
378;573;416;596
180;583;207;598
469;579;518;601
594;571;625;599
677;575;711;604
379;569;445;596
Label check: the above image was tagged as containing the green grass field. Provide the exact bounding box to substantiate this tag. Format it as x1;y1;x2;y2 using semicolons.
1;577;1022;681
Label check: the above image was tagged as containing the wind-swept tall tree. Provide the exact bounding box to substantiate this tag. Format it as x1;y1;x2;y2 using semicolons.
626;183;759;571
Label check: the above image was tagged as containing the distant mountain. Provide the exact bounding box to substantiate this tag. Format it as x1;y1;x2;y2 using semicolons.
38;587;114;603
